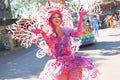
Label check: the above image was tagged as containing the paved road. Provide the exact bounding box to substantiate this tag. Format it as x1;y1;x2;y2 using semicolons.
0;46;50;80
0;28;120;80
79;28;120;80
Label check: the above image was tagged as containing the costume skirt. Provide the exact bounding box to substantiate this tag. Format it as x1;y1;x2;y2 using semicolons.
39;55;98;80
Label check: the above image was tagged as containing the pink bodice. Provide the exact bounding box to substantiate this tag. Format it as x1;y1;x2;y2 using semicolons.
45;27;74;58
50;32;72;58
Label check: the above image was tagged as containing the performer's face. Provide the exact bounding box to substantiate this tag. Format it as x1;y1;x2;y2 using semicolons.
51;13;62;27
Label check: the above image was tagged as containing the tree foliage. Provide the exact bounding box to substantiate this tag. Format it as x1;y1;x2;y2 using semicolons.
10;0;48;18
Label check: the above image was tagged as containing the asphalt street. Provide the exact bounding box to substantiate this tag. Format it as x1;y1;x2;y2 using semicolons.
0;28;120;80
79;28;120;80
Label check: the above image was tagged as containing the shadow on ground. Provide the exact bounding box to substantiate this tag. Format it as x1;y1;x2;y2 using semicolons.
79;41;120;56
77;41;120;67
0;45;50;80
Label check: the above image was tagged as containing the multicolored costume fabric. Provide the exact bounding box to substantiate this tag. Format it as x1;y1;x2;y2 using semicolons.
36;27;98;80
7;3;98;80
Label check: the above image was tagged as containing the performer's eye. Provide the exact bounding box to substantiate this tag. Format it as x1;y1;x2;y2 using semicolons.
52;16;56;19
57;16;61;18
52;15;61;19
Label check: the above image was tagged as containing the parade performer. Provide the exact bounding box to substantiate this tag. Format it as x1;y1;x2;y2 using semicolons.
90;15;100;36
7;3;98;80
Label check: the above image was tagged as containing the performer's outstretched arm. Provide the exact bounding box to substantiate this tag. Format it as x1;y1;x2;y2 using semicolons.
31;28;56;58
70;11;86;38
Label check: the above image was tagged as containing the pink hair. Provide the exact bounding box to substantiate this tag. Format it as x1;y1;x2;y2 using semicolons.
48;10;63;32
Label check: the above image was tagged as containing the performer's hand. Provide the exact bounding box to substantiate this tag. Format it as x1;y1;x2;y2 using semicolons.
79;11;87;17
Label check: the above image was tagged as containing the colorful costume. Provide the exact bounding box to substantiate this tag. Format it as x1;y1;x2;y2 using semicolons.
7;4;98;80
36;27;98;80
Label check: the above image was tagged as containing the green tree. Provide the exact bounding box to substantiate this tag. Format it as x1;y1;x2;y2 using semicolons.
10;0;48;18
